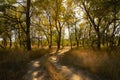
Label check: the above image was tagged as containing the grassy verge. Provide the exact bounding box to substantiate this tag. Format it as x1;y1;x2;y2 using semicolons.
28;48;49;60
0;49;29;80
59;47;120;80
0;48;49;80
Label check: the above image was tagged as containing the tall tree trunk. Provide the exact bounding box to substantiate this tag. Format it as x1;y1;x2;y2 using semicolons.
61;28;65;48
49;26;52;49
49;36;52;49
26;0;31;50
2;38;7;48
48;12;52;49
40;37;43;48
96;26;101;49
6;32;12;48
97;34;101;49
18;27;22;48
8;36;12;48
118;37;120;46
37;38;40;48
57;31;61;51
82;37;85;47
68;25;72;49
61;38;64;48
75;23;79;48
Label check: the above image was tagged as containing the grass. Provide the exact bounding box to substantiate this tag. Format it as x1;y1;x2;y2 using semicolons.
0;49;29;80
28;48;49;60
45;62;67;80
0;48;49;80
59;47;120;80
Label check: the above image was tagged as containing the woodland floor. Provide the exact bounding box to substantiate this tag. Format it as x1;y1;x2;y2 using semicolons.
24;47;107;80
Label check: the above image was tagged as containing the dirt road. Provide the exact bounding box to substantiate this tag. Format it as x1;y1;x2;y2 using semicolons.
24;47;103;80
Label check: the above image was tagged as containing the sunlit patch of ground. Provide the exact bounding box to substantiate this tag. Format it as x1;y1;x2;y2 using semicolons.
33;61;41;68
51;62;101;80
24;58;51;80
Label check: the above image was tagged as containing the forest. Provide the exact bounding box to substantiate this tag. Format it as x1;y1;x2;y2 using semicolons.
0;0;120;80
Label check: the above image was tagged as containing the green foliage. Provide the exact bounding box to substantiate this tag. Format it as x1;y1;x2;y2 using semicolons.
0;0;120;49
7;0;16;4
0;26;4;35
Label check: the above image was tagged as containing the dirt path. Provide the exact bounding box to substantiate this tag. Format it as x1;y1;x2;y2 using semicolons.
50;51;101;80
24;55;51;80
24;47;103;80
51;59;101;80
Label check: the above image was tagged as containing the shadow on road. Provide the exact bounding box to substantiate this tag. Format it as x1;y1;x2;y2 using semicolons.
24;55;51;80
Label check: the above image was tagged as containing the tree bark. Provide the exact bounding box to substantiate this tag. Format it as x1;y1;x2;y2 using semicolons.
75;23;79;48
37;38;40;48
118;37;120;46
49;20;52;49
97;34;101;49
8;36;12;48
26;0;31;50
57;31;61;50
68;24;72;49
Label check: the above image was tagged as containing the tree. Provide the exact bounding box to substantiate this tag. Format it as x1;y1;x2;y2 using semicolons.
0;0;17;48
74;0;120;49
26;0;31;50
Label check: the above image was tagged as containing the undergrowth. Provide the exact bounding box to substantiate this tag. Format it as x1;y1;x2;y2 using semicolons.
59;47;120;80
0;48;48;80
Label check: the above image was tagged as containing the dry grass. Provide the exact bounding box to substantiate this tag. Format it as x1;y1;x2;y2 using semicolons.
45;62;67;80
0;48;49;80
0;49;29;80
28;48;49;60
59;47;120;80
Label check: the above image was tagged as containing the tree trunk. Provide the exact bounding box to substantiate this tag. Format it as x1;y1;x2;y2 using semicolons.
7;33;12;48
68;25;72;49
61;28;65;48
82;38;85;47
57;31;61;51
118;37;120;46
49;28;52;49
37;38;40;48
48;12;52;49
75;24;79;48
8;36;12;48
40;37;43;48
19;35;22;48
97;34;101;49
2;38;7;48
26;0;31;50
49;37;52;49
